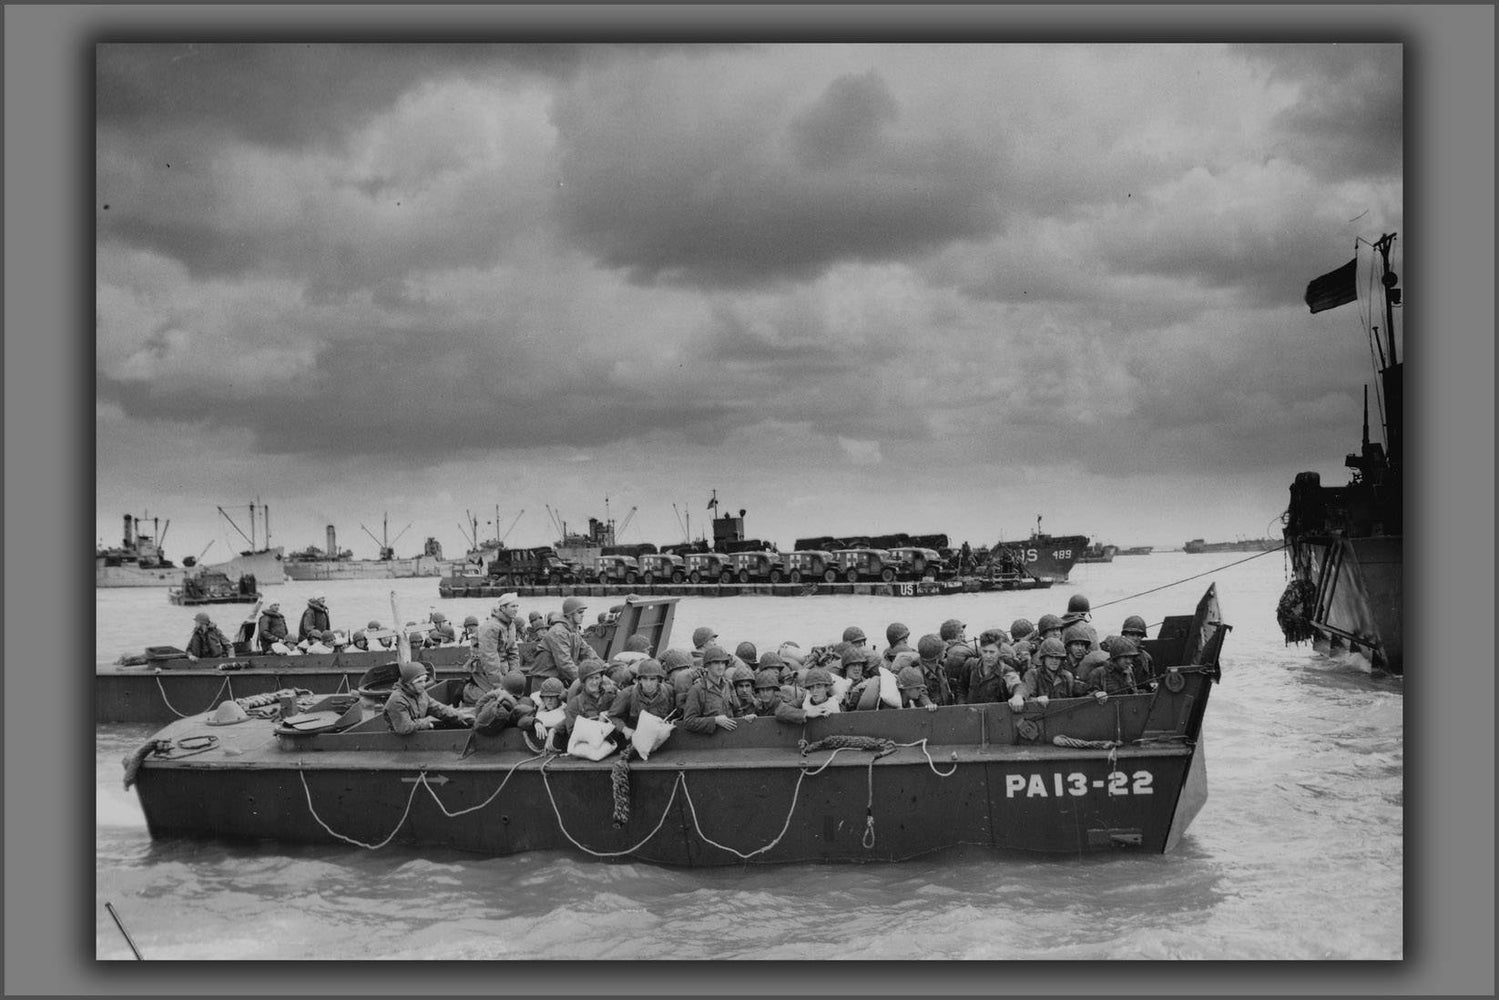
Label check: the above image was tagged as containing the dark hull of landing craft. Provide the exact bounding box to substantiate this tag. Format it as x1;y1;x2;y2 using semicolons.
100;597;681;725
1281;235;1403;675
129;590;1226;865
993;534;1089;583
1285;533;1402;674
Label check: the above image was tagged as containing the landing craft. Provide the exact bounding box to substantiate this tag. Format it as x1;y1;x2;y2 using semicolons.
126;587;1227;864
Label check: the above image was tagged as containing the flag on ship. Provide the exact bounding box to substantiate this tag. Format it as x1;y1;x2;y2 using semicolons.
1305;257;1359;313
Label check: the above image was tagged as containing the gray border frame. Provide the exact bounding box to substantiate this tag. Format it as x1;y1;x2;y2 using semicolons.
7;4;1493;995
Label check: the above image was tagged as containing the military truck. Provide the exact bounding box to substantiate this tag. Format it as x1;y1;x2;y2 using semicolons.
729;550;786;583
780;550;839;584
829;548;898;583
683;551;735;584
636;552;687;584
486;545;583;586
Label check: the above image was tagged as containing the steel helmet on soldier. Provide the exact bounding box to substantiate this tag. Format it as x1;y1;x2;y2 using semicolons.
734;641;759;667
692;626;717;648
754;669;781;691
1122;615;1148;636
399;660;427;685
842;626;867;644
886;622;910;646
1036;613;1064;635
193;612;212;624
660;648;695;673
1066;594;1091;615
1038;637;1067;660
896;666;926;692
917;634;945;660
463;615;480;628
804;667;834;689
625;633;652;653
538;677;565;698
367;620;382;630
1010;618;1035;641
635;658;666;680
939;619;966;641
1063;623;1093;648
757;650;785;673
1109;636;1139;660
840;646;867;669
701;644;731;665
562;596;588;616
501;672;527;696
727;664;755;685
578;658;605;681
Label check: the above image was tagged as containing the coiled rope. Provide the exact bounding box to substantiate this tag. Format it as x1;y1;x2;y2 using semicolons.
610;746;635;827
1052;734;1121;750
121;735;221;790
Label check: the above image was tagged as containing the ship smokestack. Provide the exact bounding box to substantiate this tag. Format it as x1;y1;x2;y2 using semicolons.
326;524;336;555
123;513;134;548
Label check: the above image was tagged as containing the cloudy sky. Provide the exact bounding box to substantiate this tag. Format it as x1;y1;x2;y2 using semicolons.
95;42;1402;561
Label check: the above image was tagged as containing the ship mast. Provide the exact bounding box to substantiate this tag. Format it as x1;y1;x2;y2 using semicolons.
1374;232;1401;474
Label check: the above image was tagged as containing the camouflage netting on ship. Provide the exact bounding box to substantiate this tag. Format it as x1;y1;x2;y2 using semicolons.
1276;578;1319;646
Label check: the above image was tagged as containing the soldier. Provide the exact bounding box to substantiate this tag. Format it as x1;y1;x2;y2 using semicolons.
966;634;1026;711
1119;615;1156;682
560;659;614;742
1020;637;1087;703
460;615;482;646
256;602;290;653
841;626;868;651
661;648;699;712
1059;593;1092;630
383;661;471;735
882;622;913;667
185;611;231;660
682;644;739;733
915;634;955;706
1083;637;1143;698
939;618;974;703
298;596;331;643
895;665;940;712
427;610;457;645
727;664;759;718
466;595;522;706
690;626;719;666
473;672;529;736
604;658;675;739
527;595;591;693
774;666;841;723
733;641;760;672
746;668;785;716
1062;622;1106;679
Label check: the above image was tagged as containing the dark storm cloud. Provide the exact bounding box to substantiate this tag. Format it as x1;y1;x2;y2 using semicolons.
551;62;1004;288
1237;43;1403;182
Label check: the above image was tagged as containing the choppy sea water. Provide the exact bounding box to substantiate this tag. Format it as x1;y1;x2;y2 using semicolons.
95;551;1402;960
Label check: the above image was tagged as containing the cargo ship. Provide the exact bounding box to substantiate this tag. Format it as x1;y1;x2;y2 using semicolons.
1279;232;1403;674
97;507;286;588
284;518;447;581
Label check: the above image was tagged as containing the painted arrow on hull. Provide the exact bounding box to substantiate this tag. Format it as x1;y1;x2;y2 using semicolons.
401;773;449;785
